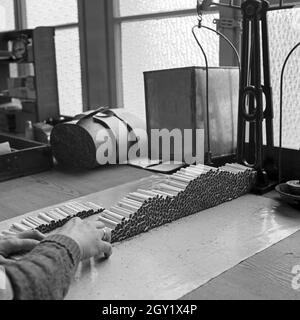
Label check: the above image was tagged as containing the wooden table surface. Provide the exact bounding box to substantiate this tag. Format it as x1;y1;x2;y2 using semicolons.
1;165;300;300
0;165;153;222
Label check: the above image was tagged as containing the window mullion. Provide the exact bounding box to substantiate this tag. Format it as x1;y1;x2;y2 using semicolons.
78;0;112;110
107;0;123;108
218;0;241;67
13;0;28;30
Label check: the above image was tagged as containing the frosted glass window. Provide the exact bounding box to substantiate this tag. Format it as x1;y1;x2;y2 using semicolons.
121;14;219;119
268;8;300;149
0;0;14;31
55;28;83;116
26;0;78;28
119;0;197;16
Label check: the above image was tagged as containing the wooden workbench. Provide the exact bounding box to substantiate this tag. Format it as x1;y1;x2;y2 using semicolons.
0;165;153;221
0;165;300;300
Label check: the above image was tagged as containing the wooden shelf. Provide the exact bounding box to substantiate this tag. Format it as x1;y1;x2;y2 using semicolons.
0;27;59;133
0;59;34;64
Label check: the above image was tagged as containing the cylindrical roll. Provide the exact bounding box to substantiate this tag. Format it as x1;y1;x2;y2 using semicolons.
50;109;131;169
50;120;98;169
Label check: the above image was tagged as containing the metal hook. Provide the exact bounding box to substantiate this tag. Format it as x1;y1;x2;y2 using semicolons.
198;16;203;28
197;0;203;27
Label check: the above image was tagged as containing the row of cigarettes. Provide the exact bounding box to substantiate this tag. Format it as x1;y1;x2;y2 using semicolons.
0;202;104;237
97;163;255;243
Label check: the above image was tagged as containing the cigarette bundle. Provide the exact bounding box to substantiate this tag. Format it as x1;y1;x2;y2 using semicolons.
108;164;255;243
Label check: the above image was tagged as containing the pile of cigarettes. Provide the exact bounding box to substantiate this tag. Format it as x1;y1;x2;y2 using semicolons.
97;164;256;243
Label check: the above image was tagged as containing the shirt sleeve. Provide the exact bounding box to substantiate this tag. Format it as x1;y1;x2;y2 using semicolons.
1;234;81;300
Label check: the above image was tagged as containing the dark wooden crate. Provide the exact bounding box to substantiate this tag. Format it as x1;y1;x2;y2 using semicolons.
0;133;53;182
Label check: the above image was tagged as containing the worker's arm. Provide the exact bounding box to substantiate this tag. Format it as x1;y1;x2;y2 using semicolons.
0;219;112;300
0;230;45;301
0;261;13;300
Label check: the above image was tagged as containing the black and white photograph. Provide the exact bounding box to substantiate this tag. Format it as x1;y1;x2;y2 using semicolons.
0;0;299;304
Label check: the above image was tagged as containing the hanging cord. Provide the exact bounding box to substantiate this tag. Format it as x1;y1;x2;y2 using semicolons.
201;24;241;73
192;24;212;165
192;19;241;165
278;42;300;184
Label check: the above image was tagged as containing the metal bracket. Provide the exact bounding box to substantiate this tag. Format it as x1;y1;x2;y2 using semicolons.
213;18;242;31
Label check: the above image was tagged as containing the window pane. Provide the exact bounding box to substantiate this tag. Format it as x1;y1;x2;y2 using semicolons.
26;0;78;28
268;8;300;149
0;0;14;31
118;0;196;16
55;27;82;116
121;14;219;119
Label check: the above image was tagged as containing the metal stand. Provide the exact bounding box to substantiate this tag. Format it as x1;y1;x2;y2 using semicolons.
197;0;298;193
237;0;275;191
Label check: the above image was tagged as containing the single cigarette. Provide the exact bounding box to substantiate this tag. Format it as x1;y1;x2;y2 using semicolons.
220;166;239;174
86;202;104;211
166;179;186;190
127;192;150;202
118;201;139;213
170;172;190;183
64;203;82;213
74;202;94;212
174;172;195;180
171;175;191;183
12;223;30;232
226;163;248;171
59;206;77;216
76;202;92;209
190;167;210;174
98;216;118;228
121;198;141;209
21;219;37;229
48;210;65;220
53;208;69;218
27;216;45;226
69;202;88;211
61;205;78;215
179;169;198;178
110;206;132;218
153;190;174;197
66;203;85;212
195;164;216;171
158;183;182;193
102;212;122;224
136;189;158;197
155;188;177;196
44;211;60;221
224;165;244;173
24;218;40;228
104;210;126;222
38;212;54;224
184;167;205;176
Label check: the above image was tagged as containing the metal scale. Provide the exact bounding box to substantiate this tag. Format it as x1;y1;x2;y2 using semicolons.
198;0;298;193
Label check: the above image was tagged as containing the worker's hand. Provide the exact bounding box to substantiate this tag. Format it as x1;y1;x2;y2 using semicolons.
0;230;45;258
56;218;112;261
